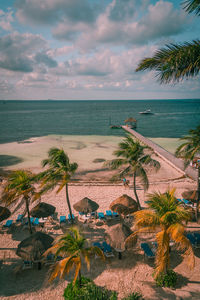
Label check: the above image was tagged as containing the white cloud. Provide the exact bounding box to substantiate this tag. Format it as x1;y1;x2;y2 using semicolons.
0;9;14;32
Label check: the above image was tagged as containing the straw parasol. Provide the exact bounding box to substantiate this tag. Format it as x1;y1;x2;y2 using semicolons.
106;223;136;258
0;206;11;222
73;197;99;214
182;190;198;202
110;194;138;216
124;117;137;123
30;202;56;218
16;232;54;262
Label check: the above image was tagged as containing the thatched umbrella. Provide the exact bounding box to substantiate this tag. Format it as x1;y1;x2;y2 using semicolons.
124;117;137;123
73;197;99;214
0;206;11;222
106;223;136;259
16;232;54;263
30;202;56;218
182;190;198;202
110;194;138;216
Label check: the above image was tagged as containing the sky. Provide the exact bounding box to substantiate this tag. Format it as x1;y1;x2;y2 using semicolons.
0;0;199;100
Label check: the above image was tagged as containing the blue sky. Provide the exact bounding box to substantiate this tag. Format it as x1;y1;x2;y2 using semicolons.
0;0;199;100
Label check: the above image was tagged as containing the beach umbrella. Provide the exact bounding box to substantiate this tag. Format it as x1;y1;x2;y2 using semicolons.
30;202;56;218
73;197;99;214
182;190;198;202
16;232;54;262
124;117;137;123
106;223;136;258
0;206;11;222
110;194;138;216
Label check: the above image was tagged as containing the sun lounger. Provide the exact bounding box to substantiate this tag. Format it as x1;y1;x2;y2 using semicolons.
60;216;66;224
68;214;75;222
193;232;200;247
186;233;197;247
141;243;155;259
16;214;23;222
112;211;119;218
106;210;113;218
33;218;39;226
22;260;33;270
93;242;104;250
102;242;114;257
98;212;105;220
3;220;13;228
182;199;193;207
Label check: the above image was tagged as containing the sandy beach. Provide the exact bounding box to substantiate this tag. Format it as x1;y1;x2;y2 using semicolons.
0;135;200;299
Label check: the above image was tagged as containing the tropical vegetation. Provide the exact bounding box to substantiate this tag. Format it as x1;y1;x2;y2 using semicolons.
175;124;200;220
38;147;78;223
126;189;195;280
106;135;160;209
136;0;200;83
44;227;104;286
1;170;37;234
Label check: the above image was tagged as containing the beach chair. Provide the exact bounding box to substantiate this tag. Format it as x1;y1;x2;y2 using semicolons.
106;210;112;218
98;212;105;220
16;214;23;222
193;232;200;247
3;220;13;228
186;233;197;248
60;216;66;224
102;242;114;257
33;218;39;226
93;242;104;250
22;260;33;270
44;254;55;266
112;211;119;218
68;214;75;222
182;199;193;207
141;243;155;259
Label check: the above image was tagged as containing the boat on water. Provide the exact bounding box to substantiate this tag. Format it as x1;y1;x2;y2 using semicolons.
139;109;153;115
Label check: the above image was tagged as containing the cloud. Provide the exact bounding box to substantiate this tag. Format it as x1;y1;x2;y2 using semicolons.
0;9;14;32
15;0;96;25
0;32;57;72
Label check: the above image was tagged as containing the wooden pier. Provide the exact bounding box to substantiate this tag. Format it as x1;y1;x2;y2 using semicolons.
122;125;198;181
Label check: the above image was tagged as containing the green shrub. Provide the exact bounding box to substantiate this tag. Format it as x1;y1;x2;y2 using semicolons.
63;276;117;300
155;270;177;288
123;291;142;299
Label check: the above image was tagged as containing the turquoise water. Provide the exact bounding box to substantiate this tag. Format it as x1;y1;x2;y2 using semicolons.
0;99;200;144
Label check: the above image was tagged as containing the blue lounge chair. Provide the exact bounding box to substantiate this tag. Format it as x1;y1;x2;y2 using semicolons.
33;218;39;226
93;242;104;250
182;199;193;206
16;214;23;222
106;210;112;217
102;242;114;257
193;232;200;247
112;212;119;218
98;212;105;220
60;216;66;224
186;233;196;247
23;260;33;269
141;243;155;259
68;214;75;222
3;220;13;228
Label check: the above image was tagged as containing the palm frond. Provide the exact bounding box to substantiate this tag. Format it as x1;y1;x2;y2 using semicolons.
136;40;200;83
182;0;200;15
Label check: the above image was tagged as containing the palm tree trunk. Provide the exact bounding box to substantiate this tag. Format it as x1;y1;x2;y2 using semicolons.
25;197;33;235
133;172;141;210
195;166;200;223
78;270;82;287
65;184;74;224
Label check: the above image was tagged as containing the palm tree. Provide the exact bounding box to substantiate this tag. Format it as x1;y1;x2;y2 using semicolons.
1;170;37;234
175;125;200;221
136;1;200;83
127;189;195;279
38;148;78;223
44;227;104;286
106;135;160;209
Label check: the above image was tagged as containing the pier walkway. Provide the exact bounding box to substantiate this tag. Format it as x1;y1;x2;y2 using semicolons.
122;126;198;181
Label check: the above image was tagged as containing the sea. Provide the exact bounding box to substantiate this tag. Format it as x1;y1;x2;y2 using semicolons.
0;99;200;144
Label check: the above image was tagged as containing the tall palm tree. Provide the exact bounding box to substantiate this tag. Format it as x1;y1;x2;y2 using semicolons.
1;170;37;234
38;148;78;223
175;125;200;221
106;135;160;209
126;189;195;279
136;1;200;83
44;227;104;286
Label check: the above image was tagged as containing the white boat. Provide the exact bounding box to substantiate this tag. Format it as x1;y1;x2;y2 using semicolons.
139;109;153;115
